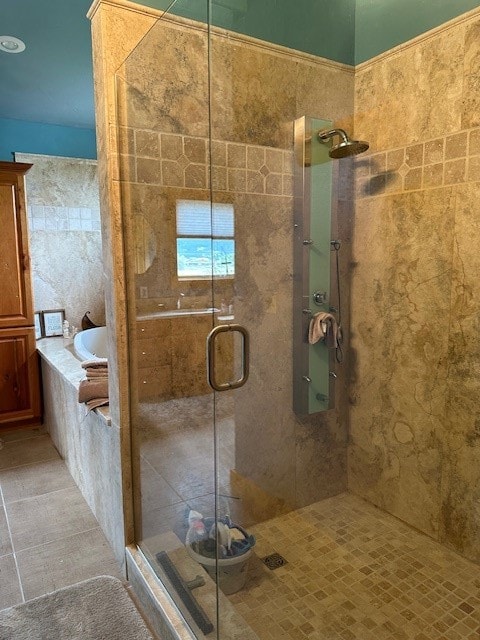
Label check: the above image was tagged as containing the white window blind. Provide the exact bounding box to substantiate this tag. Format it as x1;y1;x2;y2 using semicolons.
176;200;234;237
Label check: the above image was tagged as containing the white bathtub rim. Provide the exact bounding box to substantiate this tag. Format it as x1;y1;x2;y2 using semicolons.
73;326;109;362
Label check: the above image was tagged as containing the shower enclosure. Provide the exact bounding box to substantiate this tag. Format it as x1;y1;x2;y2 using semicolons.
115;1;352;635
97;0;480;637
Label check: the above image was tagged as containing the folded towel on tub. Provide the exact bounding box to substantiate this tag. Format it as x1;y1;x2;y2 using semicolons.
84;369;109;380
78;379;109;404
86;397;109;411
81;358;108;370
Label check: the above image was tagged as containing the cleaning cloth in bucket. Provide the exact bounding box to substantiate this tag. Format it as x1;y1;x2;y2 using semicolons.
186;511;255;559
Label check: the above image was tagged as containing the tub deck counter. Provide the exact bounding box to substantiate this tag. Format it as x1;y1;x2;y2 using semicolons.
36;336;124;570
37;337;111;425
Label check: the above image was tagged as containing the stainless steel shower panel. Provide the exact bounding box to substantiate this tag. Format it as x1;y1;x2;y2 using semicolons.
293;116;336;415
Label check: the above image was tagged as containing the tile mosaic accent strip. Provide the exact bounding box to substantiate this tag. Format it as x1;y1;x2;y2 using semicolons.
356;126;480;199
118;129;294;197
27;205;102;232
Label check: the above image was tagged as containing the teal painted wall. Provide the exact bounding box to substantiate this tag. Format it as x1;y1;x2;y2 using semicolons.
0;118;96;161
6;0;480;160
141;0;356;64
355;0;480;64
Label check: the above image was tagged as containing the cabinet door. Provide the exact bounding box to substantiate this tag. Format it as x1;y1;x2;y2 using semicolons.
0;163;34;328
0;327;41;427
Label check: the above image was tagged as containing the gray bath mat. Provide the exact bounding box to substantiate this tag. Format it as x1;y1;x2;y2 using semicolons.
0;575;156;640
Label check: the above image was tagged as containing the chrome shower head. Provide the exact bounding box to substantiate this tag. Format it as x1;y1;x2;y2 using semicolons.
317;128;369;159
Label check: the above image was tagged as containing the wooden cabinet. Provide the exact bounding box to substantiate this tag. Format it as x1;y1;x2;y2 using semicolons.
0;328;41;426
0;161;41;428
0;162;34;329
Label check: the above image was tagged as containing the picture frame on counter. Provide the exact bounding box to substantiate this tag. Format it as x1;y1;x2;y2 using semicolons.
42;309;65;337
34;312;44;340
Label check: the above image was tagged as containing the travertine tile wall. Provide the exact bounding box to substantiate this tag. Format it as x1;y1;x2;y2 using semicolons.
90;0;354;523
16;153;105;328
350;9;480;563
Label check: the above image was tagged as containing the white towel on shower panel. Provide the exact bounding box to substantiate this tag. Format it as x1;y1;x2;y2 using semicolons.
308;312;339;348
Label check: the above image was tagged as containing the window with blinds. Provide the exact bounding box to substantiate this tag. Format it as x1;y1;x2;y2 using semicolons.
176;200;235;279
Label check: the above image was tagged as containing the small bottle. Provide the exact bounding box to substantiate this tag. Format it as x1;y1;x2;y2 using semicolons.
63;320;72;345
62;320;70;338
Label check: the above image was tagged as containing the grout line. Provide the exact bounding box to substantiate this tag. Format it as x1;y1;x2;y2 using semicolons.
14;525;102;556
141;457;184;504
0;429;47;446
0;454;61;475
3;483;78;507
0;486;25;604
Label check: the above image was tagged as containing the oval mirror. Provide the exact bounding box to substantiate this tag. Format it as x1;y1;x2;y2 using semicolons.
134;214;156;274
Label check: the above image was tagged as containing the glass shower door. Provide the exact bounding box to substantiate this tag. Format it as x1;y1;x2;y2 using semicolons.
115;1;228;636
208;7;301;637
117;1;348;637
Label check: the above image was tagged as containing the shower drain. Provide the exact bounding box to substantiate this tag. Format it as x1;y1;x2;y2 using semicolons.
263;553;287;570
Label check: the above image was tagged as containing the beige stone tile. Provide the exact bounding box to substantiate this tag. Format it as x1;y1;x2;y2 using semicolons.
387;149;405;171
161;134;183;160
136;157;161;184
468;128;480;155
16;528;121;601
445;132;468;159
161;160;184;187
350;188;456;537
121;20;209;136
0;459;75;505
228;168;246;192
135;129;159;158
461;20;480;128
440;182;480;563
265;173;283;195
0;554;22;610
211;140;226;166
183;137;206;164
282;174;294;197
444;158;466;184
467;155;480;182
140;502;189;540
425;138;445;164
138;459;182;514
246;171;264;194
247;146;265;171
212;166;227;191
423;163;444;188
6;487;98;551
404;167;422;190
0;425;46;444
265;148;284;174
227;143;246;169
405;144;423;167
0;507;12;557
184;163;207;189
370;152;386;174
0;436;59;471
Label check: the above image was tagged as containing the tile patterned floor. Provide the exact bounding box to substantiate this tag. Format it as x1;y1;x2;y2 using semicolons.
227;493;480;640
0;425;121;610
137;398;480;639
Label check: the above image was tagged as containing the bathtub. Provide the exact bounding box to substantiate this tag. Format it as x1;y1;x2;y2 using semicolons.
73;326;108;361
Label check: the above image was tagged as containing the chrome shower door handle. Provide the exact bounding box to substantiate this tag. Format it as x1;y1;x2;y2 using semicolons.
206;324;250;392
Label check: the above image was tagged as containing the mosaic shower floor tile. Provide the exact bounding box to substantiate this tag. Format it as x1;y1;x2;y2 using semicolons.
228;493;480;640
